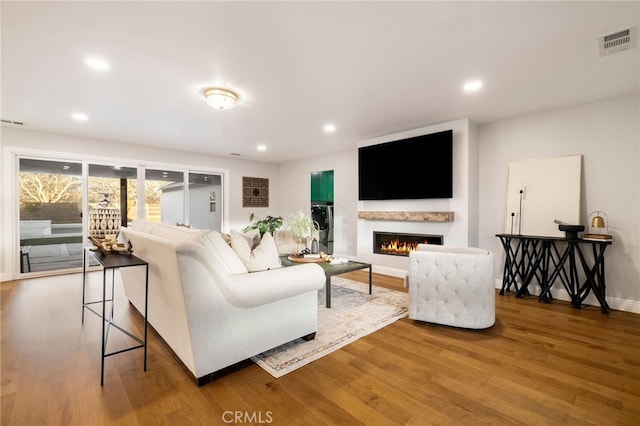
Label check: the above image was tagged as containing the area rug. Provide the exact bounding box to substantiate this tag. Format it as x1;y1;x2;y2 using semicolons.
251;277;409;378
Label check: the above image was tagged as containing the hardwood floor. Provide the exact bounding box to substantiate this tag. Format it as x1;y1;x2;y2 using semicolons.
2;270;639;425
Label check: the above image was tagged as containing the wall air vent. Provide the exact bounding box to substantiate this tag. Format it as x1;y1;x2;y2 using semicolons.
599;27;637;57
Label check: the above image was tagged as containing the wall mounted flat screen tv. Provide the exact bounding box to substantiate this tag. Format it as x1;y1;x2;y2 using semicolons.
358;129;453;200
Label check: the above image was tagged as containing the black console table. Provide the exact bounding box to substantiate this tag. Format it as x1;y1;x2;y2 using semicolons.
495;234;612;314
82;248;149;385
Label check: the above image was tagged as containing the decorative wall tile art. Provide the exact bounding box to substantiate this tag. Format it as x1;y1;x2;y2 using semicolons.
242;177;269;208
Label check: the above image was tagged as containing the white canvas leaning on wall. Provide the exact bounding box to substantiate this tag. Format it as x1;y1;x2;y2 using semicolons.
504;155;582;237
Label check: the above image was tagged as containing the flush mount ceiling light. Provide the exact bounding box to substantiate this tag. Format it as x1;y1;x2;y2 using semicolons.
204;87;238;110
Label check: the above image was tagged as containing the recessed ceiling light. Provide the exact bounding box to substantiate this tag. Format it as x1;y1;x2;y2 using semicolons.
323;123;336;133
257;145;267;152
71;113;88;121
85;57;110;71
463;80;483;93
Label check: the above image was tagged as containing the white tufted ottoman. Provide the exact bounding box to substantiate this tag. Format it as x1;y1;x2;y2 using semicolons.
408;244;495;329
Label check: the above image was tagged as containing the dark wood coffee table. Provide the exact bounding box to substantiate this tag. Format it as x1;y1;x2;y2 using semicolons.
280;256;372;308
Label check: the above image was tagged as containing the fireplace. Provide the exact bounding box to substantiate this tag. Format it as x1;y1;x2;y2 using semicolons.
373;231;443;256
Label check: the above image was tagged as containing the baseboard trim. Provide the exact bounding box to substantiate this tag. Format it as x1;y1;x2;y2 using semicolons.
494;279;640;314
338;262;640;314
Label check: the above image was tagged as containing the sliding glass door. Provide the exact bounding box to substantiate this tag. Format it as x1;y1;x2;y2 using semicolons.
15;154;225;277
143;169;223;230
19;158;83;273
145;168;185;224
88;164;138;227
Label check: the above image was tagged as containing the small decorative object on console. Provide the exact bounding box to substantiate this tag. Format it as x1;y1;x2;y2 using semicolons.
89;192;121;239
89;236;133;256
554;220;584;240
583;211;613;241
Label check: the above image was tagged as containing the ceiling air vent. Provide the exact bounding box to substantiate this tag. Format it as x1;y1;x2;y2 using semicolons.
599;27;637;57
1;119;24;125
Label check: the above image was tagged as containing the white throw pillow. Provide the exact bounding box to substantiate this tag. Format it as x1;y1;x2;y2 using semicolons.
202;231;248;275
230;228;261;249
230;230;283;272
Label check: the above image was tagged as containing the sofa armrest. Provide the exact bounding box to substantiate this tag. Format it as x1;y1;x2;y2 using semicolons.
227;264;326;308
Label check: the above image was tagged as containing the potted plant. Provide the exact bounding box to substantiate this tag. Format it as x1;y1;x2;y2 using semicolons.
243;213;283;238
285;210;319;252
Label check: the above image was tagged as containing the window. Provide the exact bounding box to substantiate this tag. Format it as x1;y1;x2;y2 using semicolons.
145;168;184;224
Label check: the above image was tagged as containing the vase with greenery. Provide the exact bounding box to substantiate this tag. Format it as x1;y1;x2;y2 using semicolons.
285;210;319;252
243;213;283;238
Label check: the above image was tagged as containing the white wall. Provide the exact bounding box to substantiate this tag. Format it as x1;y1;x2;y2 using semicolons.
478;94;640;309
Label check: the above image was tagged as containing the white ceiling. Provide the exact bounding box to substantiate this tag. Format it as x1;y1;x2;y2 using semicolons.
2;1;638;164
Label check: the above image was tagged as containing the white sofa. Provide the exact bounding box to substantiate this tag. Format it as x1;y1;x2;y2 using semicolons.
118;220;326;385
408;244;495;329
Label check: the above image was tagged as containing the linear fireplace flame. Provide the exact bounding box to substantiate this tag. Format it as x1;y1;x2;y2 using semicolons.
373;231;443;257
380;239;419;256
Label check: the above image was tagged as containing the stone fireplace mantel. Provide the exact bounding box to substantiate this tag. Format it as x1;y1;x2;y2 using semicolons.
357;211;454;222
